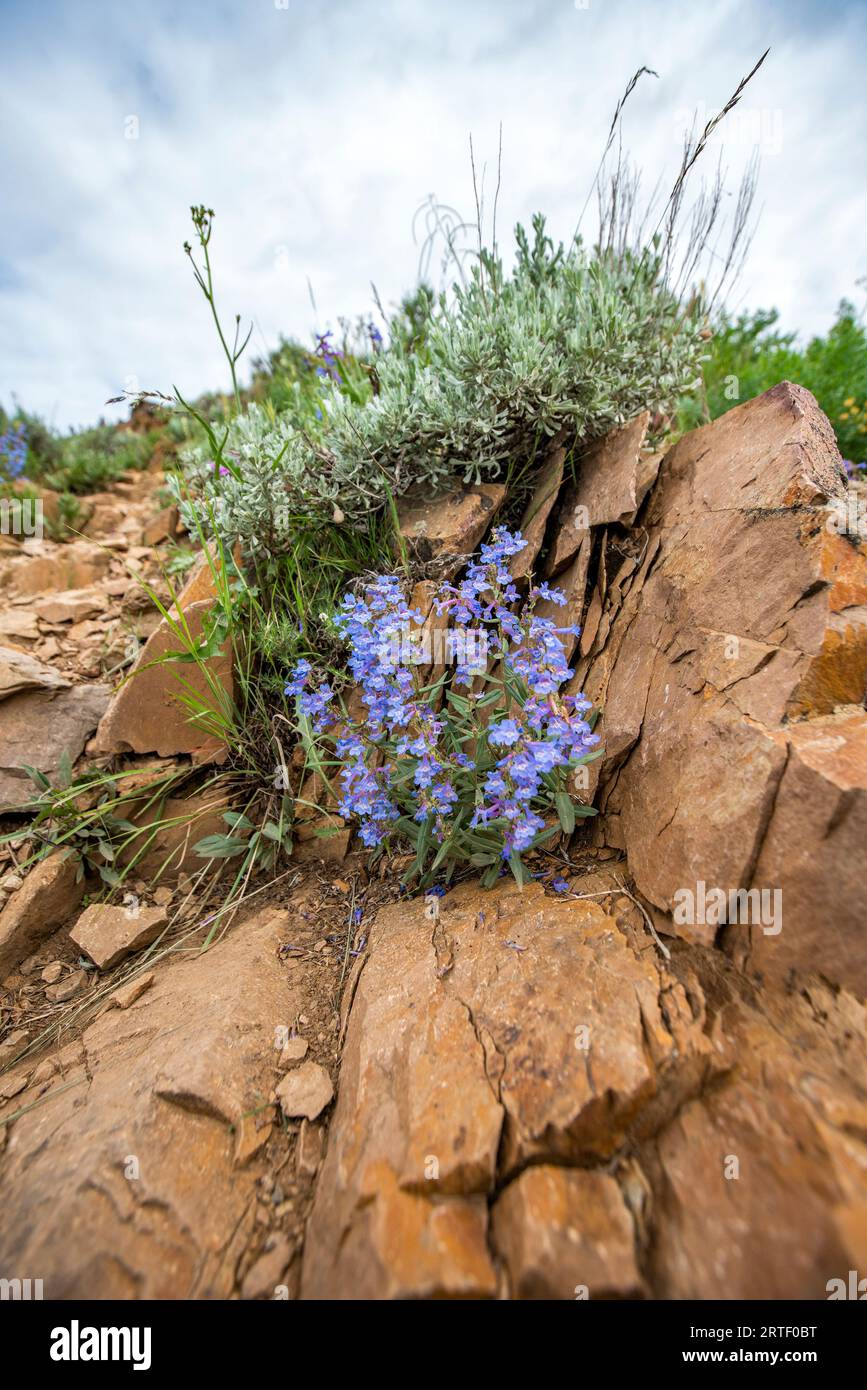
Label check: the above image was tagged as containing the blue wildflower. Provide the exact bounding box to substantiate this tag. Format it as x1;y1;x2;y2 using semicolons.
0;421;27;479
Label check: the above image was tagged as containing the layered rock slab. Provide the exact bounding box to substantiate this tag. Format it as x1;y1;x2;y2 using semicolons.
300;880;715;1299
0;852;85;980
572;383;867;992
491;1166;642;1300
302;877;867;1300
645;961;867;1299
396;482;507;573
94;550;233;762
0;683;110;809
0;907;295;1298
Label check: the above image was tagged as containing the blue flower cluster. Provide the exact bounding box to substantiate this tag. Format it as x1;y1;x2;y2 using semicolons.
284;657;333;732
314;331;343;382
0;421;27;479
285;527;599;862
434;527;597;854
333;577;459;843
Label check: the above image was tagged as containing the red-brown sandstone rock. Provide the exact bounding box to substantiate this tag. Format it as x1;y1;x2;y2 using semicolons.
397;482;507;571
0;854;85;981
94;551;233;762
491;1166;643;1299
0;907;296;1298
571;384;867;991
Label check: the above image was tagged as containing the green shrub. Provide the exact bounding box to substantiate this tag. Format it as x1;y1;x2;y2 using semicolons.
0;405;64;478
173;216;705;555
45;426;155;494
679;301;867;467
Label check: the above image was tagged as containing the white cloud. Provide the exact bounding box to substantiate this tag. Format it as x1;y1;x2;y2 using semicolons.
1;0;865;429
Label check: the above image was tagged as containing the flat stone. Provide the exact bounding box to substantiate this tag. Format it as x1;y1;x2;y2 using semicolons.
0;646;70;700
0;907;299;1298
548;412;649;573
397;483;507;572
106;972;155;1010
0;540;112;598
94;550;233;762
0;683;110;809
510;442;565;580
34;588;108;624
70;903;169;970
141;506;178;547
0;854;85;980
275;1062;334;1121
278;1037;309;1066
45;968;87;1003
0;609;40;643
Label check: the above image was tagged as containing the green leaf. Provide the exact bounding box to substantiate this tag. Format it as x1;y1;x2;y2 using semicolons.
21;764;51;792
554;792;576;835
192;833;248;859
508;852;527;887
57;750;74;791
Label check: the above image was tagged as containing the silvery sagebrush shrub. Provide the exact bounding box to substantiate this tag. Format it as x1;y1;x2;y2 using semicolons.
171;216;706;557
285;526;601;888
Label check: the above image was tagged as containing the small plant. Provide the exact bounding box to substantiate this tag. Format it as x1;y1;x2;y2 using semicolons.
0;406;64;479
173;218;708;553
285;527;601;887
14;757;166;888
0;419;27;479
43;426;152;495
184;205;253;415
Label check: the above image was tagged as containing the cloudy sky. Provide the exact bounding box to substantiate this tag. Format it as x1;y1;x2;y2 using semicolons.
2;0;865;430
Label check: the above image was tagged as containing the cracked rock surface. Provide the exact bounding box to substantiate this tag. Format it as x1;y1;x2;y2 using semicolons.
571;383;867;992
0;907;296;1297
301;879;867;1299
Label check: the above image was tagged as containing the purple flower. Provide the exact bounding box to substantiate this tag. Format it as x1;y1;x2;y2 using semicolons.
0;421;27;479
284;659;334;732
288;526;598;868
313;330;343;382
488;719;521;747
532;582;566;606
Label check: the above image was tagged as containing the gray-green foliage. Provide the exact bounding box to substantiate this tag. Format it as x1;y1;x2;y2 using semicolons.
173;216;705;556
